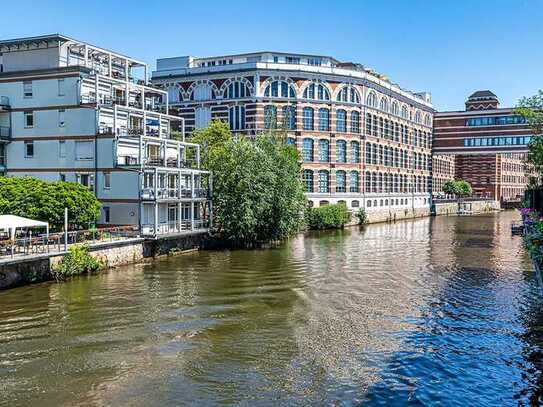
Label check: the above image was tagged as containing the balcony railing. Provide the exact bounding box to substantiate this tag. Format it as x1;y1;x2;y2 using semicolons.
141;220;210;236
141;187;209;200
0;126;10;139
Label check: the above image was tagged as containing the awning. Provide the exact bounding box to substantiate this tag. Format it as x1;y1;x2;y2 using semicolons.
0;215;49;239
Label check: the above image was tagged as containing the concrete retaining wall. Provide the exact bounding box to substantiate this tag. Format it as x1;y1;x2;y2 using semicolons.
432;200;500;216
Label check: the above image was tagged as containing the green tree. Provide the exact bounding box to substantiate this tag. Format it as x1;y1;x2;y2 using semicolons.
307;203;351;230
516;91;543;184
442;179;472;197
442;180;457;195
189;120;306;246
0;177;101;230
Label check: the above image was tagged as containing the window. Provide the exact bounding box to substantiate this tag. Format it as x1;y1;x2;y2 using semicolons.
303;107;314;130
318;170;329;193
58;109;65;127
23;80;32;98
264;80;296;98
190;82;215;101
58;79;65;96
391;101;399;116
264;105;277;129
366;113;372;135
75;141;93;160
380;97;389;112
229;105;245;130
195;107;212;129
103;172;111;189
303;83;330;101
24;111;34;128
167;86;180;103
318;139;329;162
103;206;110;223
337;86;360;103
352;200;360;208
302;138;314;162
318;108;330;131
415;110;422;124
282;105;296;130
351;141;360;163
350;171;360;192
366;91;377;107
401;105;409;119
59;173;66;182
59;140;66;158
336;140;347;163
336;170;346;192
25;141;34;158
336;109;346;132
225;80;250;98
303;169;314;192
77;173;94;190
351;111;360;133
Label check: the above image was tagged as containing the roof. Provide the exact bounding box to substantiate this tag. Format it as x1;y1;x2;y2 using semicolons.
468;90;498;99
191;51;341;64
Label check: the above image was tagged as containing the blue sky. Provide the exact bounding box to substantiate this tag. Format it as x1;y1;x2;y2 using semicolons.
2;0;541;111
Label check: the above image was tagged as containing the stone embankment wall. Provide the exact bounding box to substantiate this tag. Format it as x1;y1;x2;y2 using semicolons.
432;200;500;216
0;234;207;290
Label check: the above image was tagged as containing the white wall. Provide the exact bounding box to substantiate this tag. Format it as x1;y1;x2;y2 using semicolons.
0;76;80;108
2;48;61;72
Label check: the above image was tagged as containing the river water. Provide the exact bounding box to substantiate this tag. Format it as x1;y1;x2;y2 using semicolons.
0;211;542;406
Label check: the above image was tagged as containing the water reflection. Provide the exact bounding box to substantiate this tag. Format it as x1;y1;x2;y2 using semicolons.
0;211;540;406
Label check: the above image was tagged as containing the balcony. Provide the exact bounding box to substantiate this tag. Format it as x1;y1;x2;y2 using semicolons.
141;220;209;236
141;187;208;201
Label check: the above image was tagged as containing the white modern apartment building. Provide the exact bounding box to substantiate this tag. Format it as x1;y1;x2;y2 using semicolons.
0;34;211;236
151;51;434;221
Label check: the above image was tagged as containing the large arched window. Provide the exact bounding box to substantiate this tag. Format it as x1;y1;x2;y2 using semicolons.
224;80;251;98
336;140;347;163
282;105;296;130
336;170;346;193
351;141;360;163
318;139;329;162
318;170;329;193
303;107;314;130
337;86;360;103
401;105;409;119
350;171;360;192
303;82;330;100
303;169;314;192
415;110;422;124
380;97;389;112
166;85;182;103
391;101;399;116
318;108;330;131
351;111;360;133
264;80;296;98
264;105;277;129
302;138;314;162
195;106;211;129
366;91;378;107
424;114;432;127
190;82;216;101
336;109;347;132
228;105;245;131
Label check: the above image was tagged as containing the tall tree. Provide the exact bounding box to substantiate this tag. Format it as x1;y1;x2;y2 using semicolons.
516;91;543;183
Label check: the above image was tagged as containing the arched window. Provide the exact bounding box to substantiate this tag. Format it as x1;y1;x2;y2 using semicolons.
264;105;277;129
424;114;432;127
319;108;330;131
303;82;330;100
303;107;314;130
337;86;361;103
319;200;329;206
264;80;296;98
401;105;409;119
336;140;347;163
367;200;372;207
282;105;296;130
380;97;389;112
415;110;422;124
286;137;296;146
391;101;399;116
318;170;329;193
225;80;251;98
302;169;314;192
366;91;377;107
351;111;360;133
318;139;329;162
167;86;182;103
195;106;212;129
351;141;360;163
350;171;359;192
336;170;346;192
190;82;216;101
336;109;346;132
302;138;314;162
228;105;245;130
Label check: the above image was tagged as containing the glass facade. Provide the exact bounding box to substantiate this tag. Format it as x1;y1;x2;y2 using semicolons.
465;115;526;126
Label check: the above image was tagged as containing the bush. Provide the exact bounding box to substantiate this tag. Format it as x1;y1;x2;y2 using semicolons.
307;203;351;230
356;208;368;224
0;177;101;230
52;245;102;281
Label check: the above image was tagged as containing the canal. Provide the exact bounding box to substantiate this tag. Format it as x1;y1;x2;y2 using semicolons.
0;211;542;406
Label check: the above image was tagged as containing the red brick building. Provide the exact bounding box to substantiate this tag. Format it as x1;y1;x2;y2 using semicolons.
433;91;532;201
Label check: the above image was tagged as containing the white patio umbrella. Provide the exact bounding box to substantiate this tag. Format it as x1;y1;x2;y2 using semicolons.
0;215;49;239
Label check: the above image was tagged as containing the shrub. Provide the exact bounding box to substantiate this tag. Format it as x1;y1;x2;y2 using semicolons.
307;203;351;230
356;208;368;225
52;245;102;281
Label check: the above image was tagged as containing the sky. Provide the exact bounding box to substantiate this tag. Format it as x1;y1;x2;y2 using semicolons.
2;0;541;111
